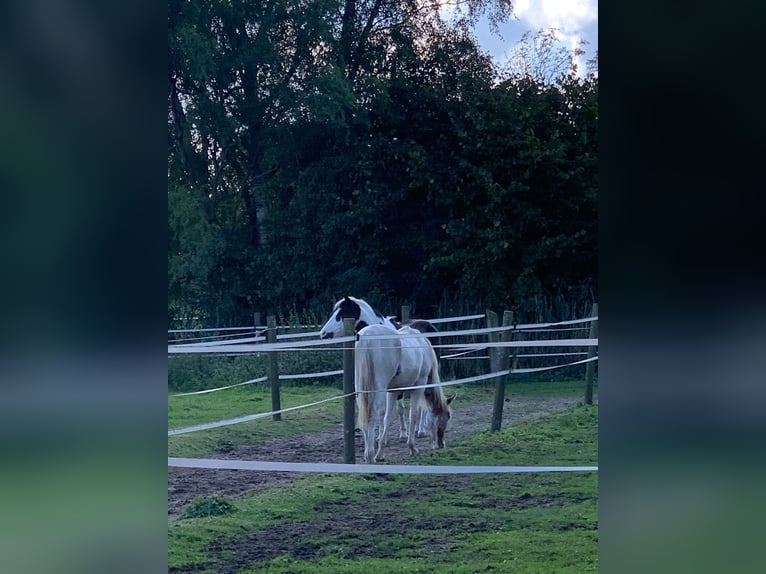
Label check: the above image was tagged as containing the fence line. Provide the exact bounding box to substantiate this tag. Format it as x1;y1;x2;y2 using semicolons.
171;335;267;348
423;313;486;324
167;313;596;336
168;307;599;471
280;369;343;380
170;348;591;396
168;392;354;436
168;457;597;474
168;356;598;435
167;311;489;337
172;376;268;397
167;336;597;355
167;316;599;352
169;330;264;344
168;326;260;334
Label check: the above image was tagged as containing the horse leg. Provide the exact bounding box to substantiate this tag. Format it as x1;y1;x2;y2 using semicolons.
371;391;387;462
381;393;396;447
363;424;377;464
397;395;408;442
416;406;431;438
406;389;424;456
361;392;385;463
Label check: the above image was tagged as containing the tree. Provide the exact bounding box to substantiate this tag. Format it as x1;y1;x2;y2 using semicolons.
168;1;597;322
504;28;587;85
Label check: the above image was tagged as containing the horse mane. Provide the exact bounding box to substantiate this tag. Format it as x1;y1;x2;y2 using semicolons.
345;296;396;330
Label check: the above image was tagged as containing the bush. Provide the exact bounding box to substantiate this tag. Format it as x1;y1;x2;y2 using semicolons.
180;496;237;519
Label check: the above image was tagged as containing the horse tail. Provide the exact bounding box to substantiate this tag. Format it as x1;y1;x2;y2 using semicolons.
355;344;374;429
426;342;448;414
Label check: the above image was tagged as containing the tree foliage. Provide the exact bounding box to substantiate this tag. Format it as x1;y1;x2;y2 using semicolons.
168;1;597;325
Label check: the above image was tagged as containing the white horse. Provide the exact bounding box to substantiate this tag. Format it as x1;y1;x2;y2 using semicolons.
319;296;436;441
354;324;452;463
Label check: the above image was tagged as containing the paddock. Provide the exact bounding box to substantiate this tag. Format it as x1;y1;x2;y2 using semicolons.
168;306;598;572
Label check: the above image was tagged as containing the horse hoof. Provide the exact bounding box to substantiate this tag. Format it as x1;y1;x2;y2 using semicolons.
375;457;386;462
398;436;408;443
416;431;428;438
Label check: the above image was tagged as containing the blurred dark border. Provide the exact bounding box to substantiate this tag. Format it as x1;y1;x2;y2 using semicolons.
601;2;765;572
2;1;764;573
0;2;167;573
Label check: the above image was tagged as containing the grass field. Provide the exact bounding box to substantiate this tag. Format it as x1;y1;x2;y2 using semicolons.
168;379;589;457
168;380;598;573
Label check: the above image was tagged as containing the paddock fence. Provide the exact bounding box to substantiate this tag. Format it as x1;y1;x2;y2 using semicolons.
168;304;598;472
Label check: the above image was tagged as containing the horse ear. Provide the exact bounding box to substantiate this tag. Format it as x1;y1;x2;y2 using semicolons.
447;394;456;405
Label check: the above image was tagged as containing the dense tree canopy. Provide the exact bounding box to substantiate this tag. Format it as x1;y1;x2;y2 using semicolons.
168;0;597;325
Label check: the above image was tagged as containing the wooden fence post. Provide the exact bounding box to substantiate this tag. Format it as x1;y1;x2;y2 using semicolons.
584;303;598;405
491;311;513;431
342;317;356;464
266;315;281;421
400;305;410;323
486;310;499;371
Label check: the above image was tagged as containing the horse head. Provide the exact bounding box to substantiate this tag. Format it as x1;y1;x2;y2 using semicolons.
319;296;395;339
432;394;455;449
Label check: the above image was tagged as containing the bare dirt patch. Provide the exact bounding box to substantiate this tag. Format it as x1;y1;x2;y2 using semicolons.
170;460;593;573
168;395;579;521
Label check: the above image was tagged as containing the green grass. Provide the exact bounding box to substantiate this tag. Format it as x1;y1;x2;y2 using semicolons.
446;378;592;406
169;403;598;573
169;385;346;457
168;379;594;458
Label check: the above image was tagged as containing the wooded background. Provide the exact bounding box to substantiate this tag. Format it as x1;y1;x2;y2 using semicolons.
168;1;598;326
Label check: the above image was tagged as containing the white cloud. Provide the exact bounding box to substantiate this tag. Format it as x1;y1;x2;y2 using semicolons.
512;0;597;74
514;0;597;31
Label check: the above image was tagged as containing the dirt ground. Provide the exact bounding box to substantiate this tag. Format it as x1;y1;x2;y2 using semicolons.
167;395;580;521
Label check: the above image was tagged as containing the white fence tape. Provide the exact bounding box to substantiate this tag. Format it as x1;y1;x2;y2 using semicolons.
168;356;598;435
167;314;599;354
520;327;588;333
438;338;597;351
171;335;266;348
172;370;343;398
169;326;260;334
277;330;322;340
280;369;343;381
511;355;597;374
172;376;268;397
515;352;589;358
441;348;487;359
169;330;265;344
168;392;354;436
168;335;356;355
167;337;598;355
168;314;597;336
515;316;598;330
424;313;486;324
168;457;597;474
167;311;488;336
441;350;588;360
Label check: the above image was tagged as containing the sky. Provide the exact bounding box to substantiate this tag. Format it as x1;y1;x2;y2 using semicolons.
454;0;599;78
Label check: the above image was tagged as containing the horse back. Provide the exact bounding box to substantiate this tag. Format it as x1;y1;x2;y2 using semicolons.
388;329;434;390
355;324;402;390
400;319;438;333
